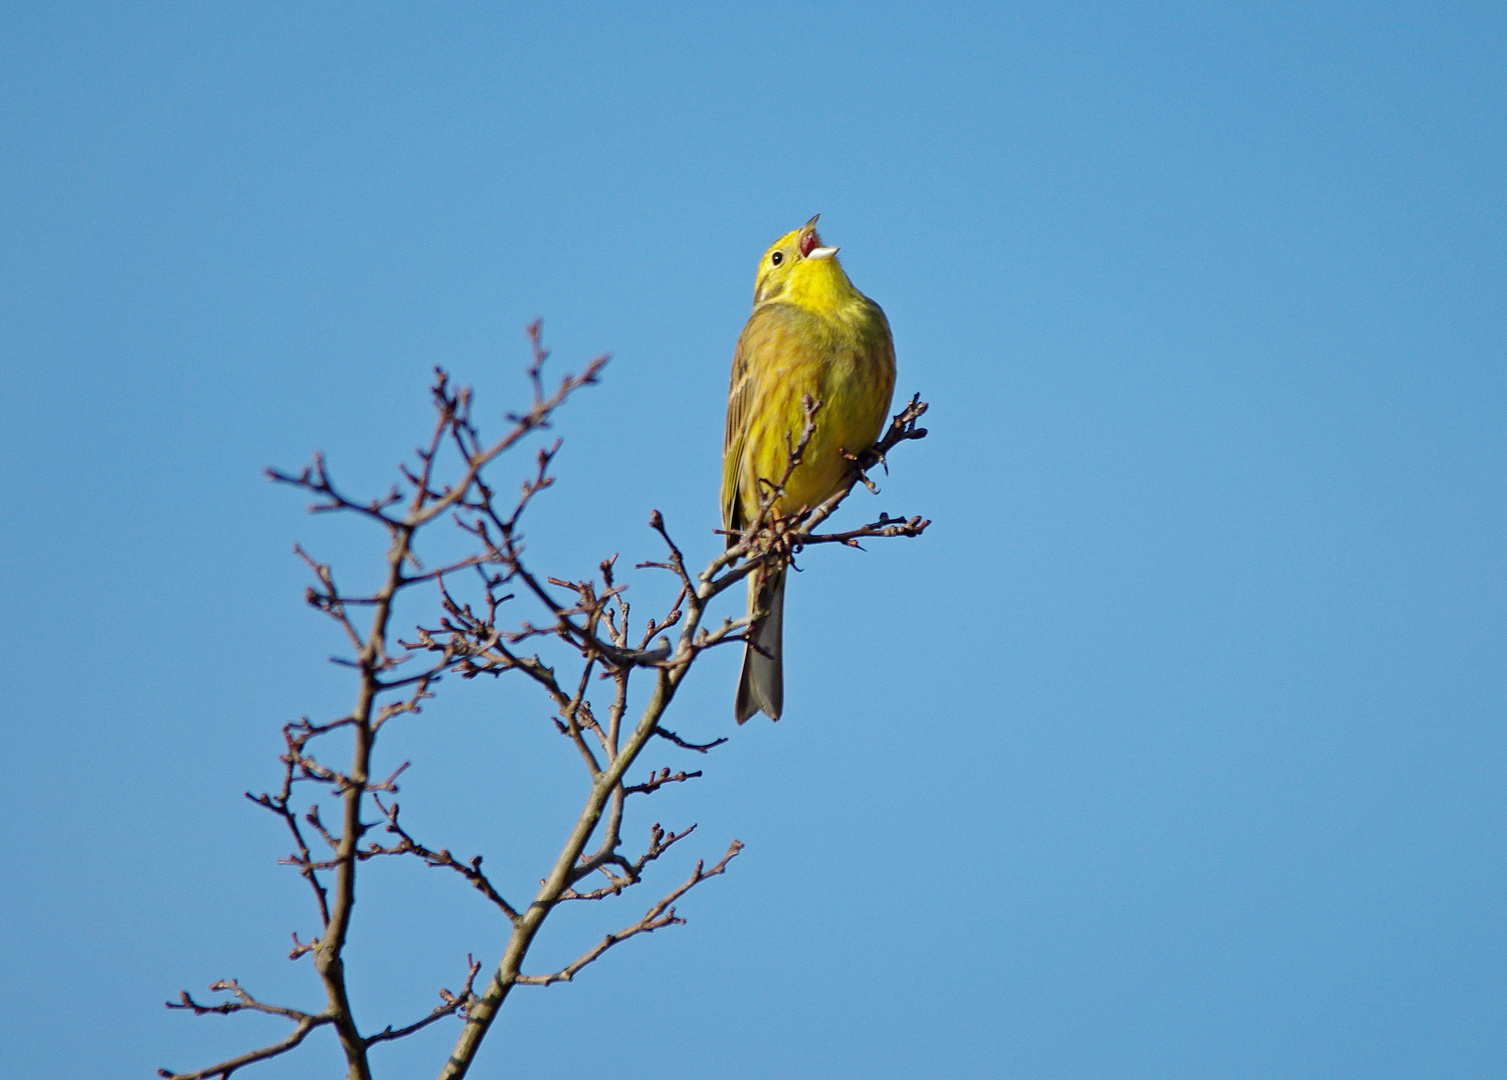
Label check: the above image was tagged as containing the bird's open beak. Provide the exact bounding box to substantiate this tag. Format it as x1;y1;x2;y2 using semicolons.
799;214;839;260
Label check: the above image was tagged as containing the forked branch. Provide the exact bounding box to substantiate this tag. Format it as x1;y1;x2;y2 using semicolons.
516;841;744;986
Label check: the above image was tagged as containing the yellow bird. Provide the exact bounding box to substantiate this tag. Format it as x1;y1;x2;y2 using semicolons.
722;216;896;723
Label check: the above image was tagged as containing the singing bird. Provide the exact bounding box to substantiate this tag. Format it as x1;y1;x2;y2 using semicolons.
721;216;896;723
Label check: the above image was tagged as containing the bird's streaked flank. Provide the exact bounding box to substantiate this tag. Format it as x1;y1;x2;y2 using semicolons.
721;216;897;723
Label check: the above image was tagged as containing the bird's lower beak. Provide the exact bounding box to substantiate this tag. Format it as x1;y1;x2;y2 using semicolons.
806;246;839;260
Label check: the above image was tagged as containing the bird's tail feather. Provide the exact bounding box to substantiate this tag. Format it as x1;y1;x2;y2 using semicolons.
735;567;785;723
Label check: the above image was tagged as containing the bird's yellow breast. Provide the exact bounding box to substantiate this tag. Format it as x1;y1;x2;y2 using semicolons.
722;278;895;533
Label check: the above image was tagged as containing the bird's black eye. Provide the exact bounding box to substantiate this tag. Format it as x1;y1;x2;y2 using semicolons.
770;251;784;266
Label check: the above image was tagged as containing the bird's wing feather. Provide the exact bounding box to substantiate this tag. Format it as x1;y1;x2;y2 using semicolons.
722;307;775;533
722;336;750;532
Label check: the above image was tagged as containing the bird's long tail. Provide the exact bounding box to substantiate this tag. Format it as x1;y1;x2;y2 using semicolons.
735;565;785;723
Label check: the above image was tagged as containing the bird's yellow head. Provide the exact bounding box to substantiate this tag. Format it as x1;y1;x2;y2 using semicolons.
752;215;861;313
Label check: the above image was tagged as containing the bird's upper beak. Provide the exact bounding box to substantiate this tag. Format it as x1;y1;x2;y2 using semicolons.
799;214;839;260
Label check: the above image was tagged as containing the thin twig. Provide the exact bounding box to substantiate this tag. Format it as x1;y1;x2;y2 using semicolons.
516;840;743;985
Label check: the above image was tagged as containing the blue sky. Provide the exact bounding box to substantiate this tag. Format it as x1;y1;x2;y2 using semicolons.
1;3;1503;1077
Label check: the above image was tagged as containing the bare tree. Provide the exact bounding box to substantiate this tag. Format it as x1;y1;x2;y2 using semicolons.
161;324;928;1080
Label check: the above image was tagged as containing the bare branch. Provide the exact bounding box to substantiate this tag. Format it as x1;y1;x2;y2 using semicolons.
244;725;331;927
623;767;703;797
364;955;482;1047
266;452;403;527
160;982;328;1080
365;795;520;921
517;840;743;985
158;1018;322;1080
563;822;698;900
802;511;931;548
652;726;729;754
166;980;315;1023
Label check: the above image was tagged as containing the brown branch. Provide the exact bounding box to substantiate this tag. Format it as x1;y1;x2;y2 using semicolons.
301;803;339;856
363;955;482;1046
516;840;743;985
291;545;367;656
562;822;698;900
166;981;314;1023
266;452;403;527
244;726;331;927
365;795;520;921
623;767;703;797
652;726;729;753
801;511;931;548
159;1019;322;1080
160;982;329;1080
